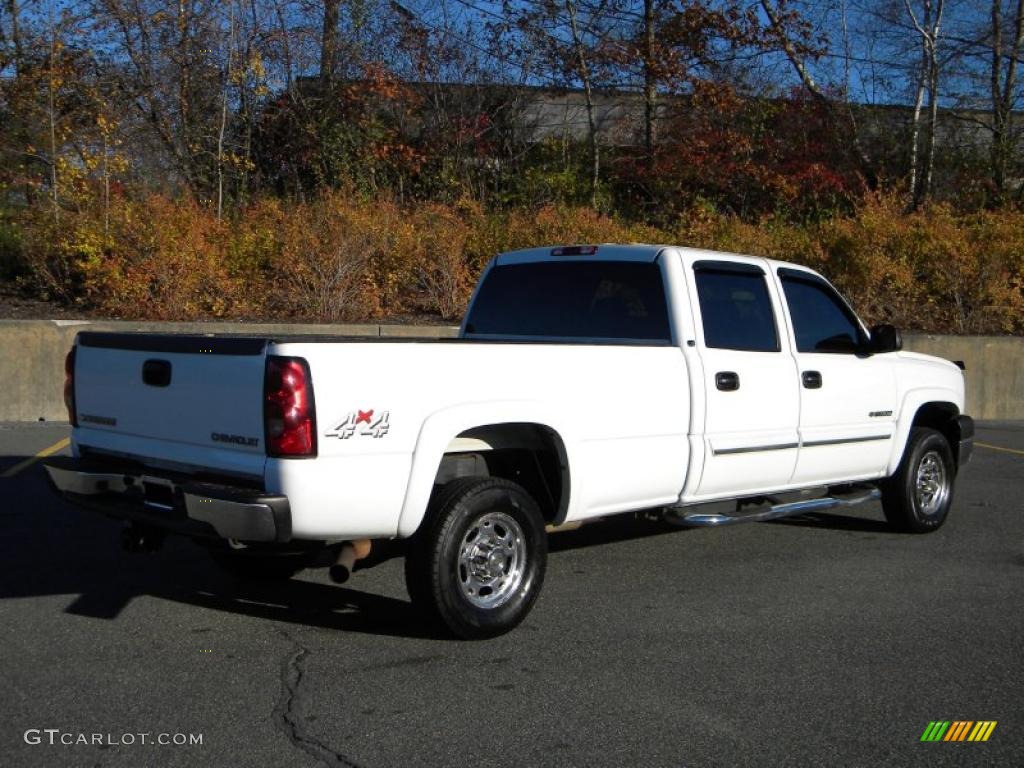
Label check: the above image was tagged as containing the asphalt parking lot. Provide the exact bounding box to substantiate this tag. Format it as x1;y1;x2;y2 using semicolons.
1;422;1022;767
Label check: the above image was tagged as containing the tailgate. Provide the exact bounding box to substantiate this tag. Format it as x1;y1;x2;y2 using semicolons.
73;333;268;473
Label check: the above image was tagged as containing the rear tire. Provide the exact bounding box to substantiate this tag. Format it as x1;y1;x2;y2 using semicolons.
881;427;956;533
404;477;547;639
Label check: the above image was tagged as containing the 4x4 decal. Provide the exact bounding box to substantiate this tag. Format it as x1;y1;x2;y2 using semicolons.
326;409;390;439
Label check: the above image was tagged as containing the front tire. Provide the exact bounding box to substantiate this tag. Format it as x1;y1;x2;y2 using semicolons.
405;477;547;639
881;427;956;533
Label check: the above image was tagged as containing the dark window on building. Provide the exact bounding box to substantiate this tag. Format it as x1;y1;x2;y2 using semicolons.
464;260;671;342
780;274;867;354
694;269;780;352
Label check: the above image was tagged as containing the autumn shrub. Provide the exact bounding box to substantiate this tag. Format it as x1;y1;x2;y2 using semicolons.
813;197;1024;333
268;193;389;321
17;207;91;304
0;214;25;280
815;195;925;327
106;197;261;319
942;209;1024;333
16;196;261;318
7;190;1024;334
224;198;289;281
406;201;477;319
669;194;1024;334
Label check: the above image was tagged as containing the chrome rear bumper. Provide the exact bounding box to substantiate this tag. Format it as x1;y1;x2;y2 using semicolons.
43;456;290;543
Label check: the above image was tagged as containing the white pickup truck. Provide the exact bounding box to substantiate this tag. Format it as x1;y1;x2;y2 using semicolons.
45;244;974;638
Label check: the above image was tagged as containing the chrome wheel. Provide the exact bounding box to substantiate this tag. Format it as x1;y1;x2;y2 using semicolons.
457;511;526;609
915;451;949;517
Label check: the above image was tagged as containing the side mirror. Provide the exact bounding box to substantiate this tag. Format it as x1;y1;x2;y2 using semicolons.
869;324;902;353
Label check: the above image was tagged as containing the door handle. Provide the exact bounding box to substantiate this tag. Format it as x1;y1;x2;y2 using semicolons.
715;371;740;391
802;370;822;389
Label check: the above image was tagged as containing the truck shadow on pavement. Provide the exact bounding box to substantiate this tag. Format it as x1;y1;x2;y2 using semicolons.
767;511;893;533
1;461;893;639
1;463;450;640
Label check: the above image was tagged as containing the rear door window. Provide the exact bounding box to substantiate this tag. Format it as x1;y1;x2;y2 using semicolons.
694;266;780;352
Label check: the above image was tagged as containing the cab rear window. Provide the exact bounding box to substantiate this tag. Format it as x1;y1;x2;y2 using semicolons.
464;261;671;342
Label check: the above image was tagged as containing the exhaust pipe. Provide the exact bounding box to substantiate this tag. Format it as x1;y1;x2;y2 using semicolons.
329;539;372;583
121;522;164;553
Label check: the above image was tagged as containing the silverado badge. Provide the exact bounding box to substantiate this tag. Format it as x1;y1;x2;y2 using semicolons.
326;409;390;439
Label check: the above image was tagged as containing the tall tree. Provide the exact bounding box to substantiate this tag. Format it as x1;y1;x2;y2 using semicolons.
216;0;236;220
989;0;1024;202
5;0;24;73
904;0;944;208
642;0;655;174
503;0;621;207
45;0;57;222
88;0;227;199
320;0;340;85
761;0;878;189
564;0;601;206
598;1;774;211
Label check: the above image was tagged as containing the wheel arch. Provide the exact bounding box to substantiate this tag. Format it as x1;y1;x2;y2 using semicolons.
887;391;964;475
396;402;575;538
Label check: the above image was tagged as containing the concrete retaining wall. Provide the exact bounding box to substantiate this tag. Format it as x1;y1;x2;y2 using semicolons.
0;320;1019;422
899;334;1024;421
0;320;459;424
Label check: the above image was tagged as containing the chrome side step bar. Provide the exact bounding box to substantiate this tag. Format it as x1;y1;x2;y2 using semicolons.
665;486;881;527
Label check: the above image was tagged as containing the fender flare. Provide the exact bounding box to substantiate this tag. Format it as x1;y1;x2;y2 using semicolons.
395;401;577;538
886;388;962;475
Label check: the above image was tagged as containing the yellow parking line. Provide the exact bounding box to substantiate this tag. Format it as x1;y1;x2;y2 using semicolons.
1;437;70;478
976;441;1024;457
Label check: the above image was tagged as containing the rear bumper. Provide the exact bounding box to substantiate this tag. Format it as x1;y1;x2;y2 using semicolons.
957;415;975;467
42;456;290;543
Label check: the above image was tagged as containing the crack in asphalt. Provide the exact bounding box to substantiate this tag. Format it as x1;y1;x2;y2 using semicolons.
274;632;363;768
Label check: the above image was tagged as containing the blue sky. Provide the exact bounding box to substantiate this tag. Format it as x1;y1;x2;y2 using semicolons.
8;0;1014;109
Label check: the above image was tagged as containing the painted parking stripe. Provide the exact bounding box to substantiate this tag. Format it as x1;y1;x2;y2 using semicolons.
1;437;70;478
976;441;1024;457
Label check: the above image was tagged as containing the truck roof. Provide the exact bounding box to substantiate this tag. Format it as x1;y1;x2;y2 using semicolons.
496;244;817;277
496;244;666;264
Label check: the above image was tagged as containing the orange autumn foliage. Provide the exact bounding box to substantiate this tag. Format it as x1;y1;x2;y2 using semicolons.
13;192;1024;333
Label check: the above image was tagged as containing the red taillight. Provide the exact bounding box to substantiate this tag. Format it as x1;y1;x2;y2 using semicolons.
64;347;77;427
264;356;316;457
